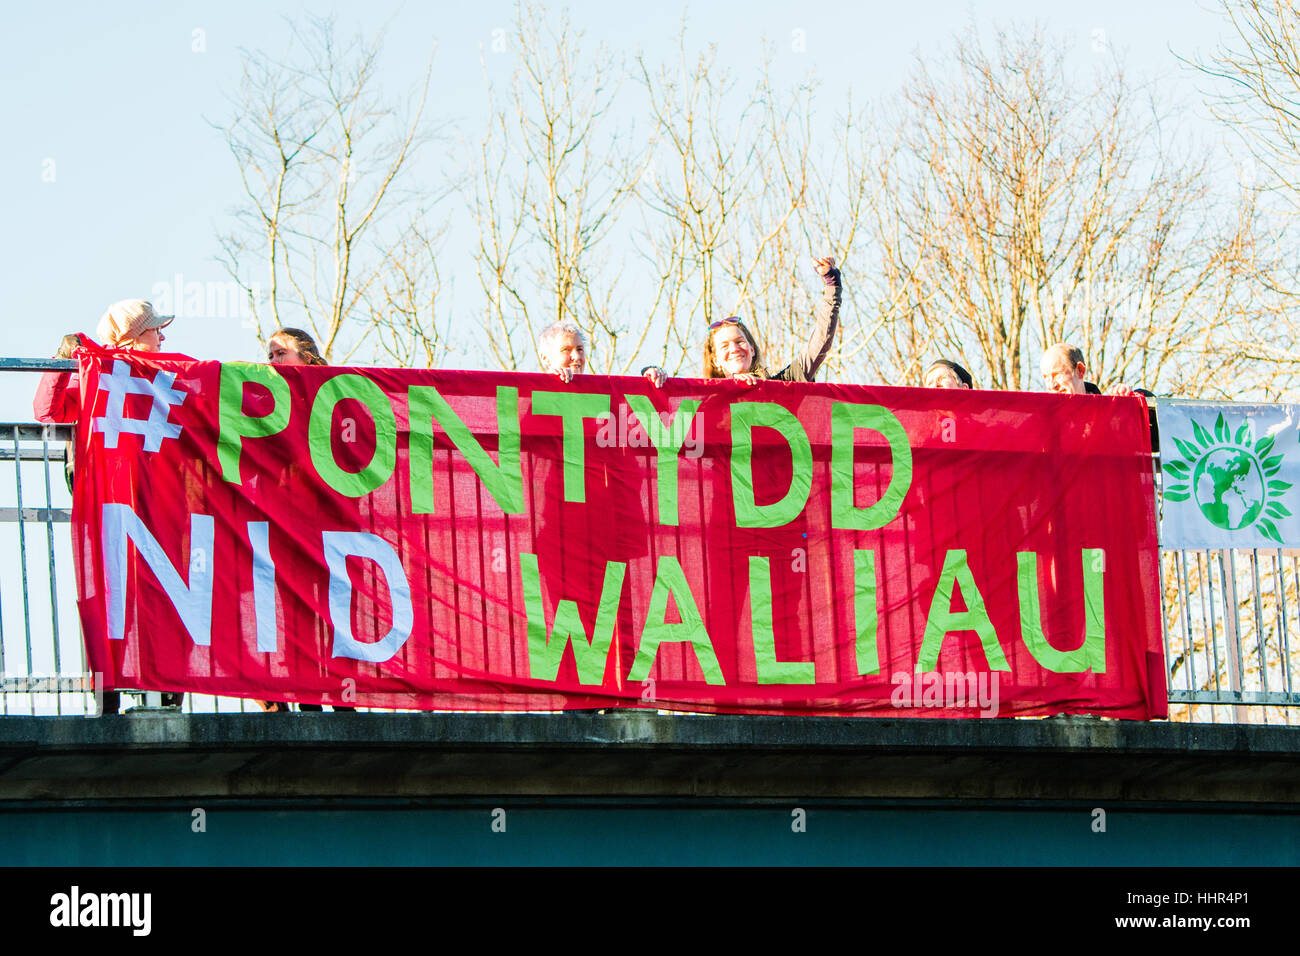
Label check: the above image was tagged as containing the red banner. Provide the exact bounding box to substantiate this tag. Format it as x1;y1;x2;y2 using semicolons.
70;345;1166;718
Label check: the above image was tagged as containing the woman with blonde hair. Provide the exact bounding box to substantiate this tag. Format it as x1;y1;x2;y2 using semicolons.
33;300;176;425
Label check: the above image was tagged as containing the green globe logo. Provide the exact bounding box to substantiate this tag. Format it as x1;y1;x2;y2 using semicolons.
1164;412;1291;543
1190;448;1263;530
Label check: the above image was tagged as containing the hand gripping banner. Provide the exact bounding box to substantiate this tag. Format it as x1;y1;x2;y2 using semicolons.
70;345;1166;718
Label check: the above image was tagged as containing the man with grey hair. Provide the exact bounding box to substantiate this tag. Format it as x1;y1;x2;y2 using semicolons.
538;321;588;383
537;321;667;386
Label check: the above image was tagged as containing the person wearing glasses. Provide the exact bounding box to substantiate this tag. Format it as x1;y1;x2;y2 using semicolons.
33;300;177;427
33;301;188;714
643;256;842;385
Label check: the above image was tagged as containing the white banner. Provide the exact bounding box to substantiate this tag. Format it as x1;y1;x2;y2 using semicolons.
1159;402;1300;549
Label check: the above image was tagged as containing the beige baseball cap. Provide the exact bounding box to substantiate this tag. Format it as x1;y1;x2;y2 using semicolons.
96;299;174;347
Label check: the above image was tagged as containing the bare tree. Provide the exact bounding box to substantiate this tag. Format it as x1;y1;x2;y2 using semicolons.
853;24;1290;397
1195;0;1300;213
208;11;1299;394
465;1;645;373
364;212;453;369
214;15;446;364
634;36;837;377
794;95;895;381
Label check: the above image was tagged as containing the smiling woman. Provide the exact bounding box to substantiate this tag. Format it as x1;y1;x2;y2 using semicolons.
645;256;842;387
703;257;842;385
267;327;327;367
703;318;762;378
628;257;843;387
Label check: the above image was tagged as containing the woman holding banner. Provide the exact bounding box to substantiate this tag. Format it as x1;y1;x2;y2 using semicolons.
640;256;842;386
33;300;185;714
267;328;327;368
261;328;357;713
33;300;177;426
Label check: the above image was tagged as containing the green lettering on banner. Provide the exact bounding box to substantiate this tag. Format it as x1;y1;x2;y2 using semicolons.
520;552;626;684
830;403;913;530
531;391;612;503
730;402;813;527
308;374;397;497
626;395;700;526
748;556;815;683
916;549;1009;672
408;385;523;515
217;363;290;484
628;556;725;685
1018;549;1107;673
854;549;880;675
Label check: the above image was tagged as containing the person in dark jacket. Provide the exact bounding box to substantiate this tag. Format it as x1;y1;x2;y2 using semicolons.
701;256;841;384
639;256;842;386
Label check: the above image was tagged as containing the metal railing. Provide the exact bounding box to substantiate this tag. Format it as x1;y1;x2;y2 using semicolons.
3;359;1297;722
1162;547;1299;724
1;420;78;715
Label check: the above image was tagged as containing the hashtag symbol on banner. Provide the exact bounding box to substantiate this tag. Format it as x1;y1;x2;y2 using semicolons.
94;359;187;452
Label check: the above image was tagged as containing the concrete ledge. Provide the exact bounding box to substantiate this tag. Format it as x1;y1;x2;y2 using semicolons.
1;713;1298;804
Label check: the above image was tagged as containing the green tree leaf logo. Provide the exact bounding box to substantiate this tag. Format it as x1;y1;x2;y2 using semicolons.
1164;413;1292;543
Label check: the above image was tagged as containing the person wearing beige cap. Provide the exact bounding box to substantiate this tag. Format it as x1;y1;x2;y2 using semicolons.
95;299;175;350
33;298;185;714
34;299;180;426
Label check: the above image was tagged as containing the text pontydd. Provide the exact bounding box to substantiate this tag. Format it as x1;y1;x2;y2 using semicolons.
217;370;914;530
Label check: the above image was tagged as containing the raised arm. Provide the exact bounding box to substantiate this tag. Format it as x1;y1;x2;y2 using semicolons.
786;256;841;383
